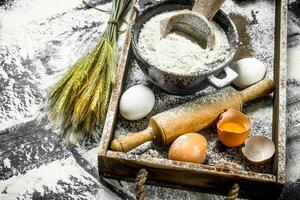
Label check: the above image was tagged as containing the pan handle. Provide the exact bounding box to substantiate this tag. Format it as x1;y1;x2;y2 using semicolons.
134;0;156;14
207;66;238;88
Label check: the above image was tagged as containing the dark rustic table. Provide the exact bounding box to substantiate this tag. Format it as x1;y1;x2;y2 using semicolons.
0;0;300;199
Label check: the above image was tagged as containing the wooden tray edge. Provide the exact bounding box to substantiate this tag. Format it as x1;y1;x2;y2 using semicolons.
98;0;287;197
99;1;137;156
272;0;287;184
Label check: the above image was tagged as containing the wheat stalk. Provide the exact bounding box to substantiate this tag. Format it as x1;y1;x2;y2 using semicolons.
49;0;131;140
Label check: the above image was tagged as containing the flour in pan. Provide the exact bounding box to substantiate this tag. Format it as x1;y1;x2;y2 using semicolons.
137;11;230;75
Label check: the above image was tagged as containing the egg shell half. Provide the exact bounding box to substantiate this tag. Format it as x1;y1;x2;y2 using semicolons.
231;57;267;88
242;135;275;163
168;133;208;164
119;85;155;120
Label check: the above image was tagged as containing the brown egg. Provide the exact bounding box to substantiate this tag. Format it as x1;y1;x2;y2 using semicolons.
168;133;208;164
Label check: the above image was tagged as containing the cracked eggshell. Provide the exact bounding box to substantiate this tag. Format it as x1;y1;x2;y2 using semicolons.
217;108;251;147
242;135;275;164
119;85;155;120
231;58;267;88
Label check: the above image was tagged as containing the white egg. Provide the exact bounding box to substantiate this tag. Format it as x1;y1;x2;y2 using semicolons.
231;58;267;88
119;85;155;120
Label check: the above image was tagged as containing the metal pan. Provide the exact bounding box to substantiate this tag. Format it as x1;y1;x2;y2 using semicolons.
131;0;239;95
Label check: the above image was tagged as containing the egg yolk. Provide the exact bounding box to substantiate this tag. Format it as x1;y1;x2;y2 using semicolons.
220;121;246;133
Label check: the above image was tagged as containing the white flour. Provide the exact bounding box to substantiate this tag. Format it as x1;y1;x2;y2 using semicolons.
0;0;111;130
221;0;275;79
0;155;117;200
288;45;300;80
3;158;11;168
137;11;230;75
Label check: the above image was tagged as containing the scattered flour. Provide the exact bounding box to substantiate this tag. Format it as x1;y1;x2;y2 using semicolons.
221;0;275;79
3;158;11;169
0;0;111;130
0;156;117;200
137;11;230;75
286;136;300;182
288;45;300;80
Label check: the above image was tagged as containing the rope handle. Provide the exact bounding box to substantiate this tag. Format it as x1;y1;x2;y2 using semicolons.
135;169;148;200
134;168;239;200
225;183;240;200
216;162;240;199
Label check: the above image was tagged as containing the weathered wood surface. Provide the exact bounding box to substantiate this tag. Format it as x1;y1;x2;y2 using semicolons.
273;0;287;184
98;0;287;198
99;151;282;199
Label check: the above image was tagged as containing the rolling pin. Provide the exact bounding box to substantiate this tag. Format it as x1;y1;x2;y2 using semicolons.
111;79;274;152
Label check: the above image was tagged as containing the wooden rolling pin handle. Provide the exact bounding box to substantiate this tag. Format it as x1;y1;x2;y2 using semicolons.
240;79;275;103
110;127;155;152
192;0;225;21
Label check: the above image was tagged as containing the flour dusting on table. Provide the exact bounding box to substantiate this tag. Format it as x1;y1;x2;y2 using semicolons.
0;0;111;130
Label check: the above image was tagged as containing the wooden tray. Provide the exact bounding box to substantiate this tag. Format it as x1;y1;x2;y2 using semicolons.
98;0;287;199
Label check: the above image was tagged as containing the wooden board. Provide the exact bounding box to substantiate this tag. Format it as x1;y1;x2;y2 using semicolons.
98;0;287;198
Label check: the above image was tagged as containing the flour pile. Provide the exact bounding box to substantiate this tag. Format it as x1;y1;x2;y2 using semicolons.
137;11;230;75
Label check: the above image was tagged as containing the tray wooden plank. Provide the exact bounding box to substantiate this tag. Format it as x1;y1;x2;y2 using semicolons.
98;0;287;198
98;2;137;156
272;0;287;184
104;151;276;181
99;151;281;199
